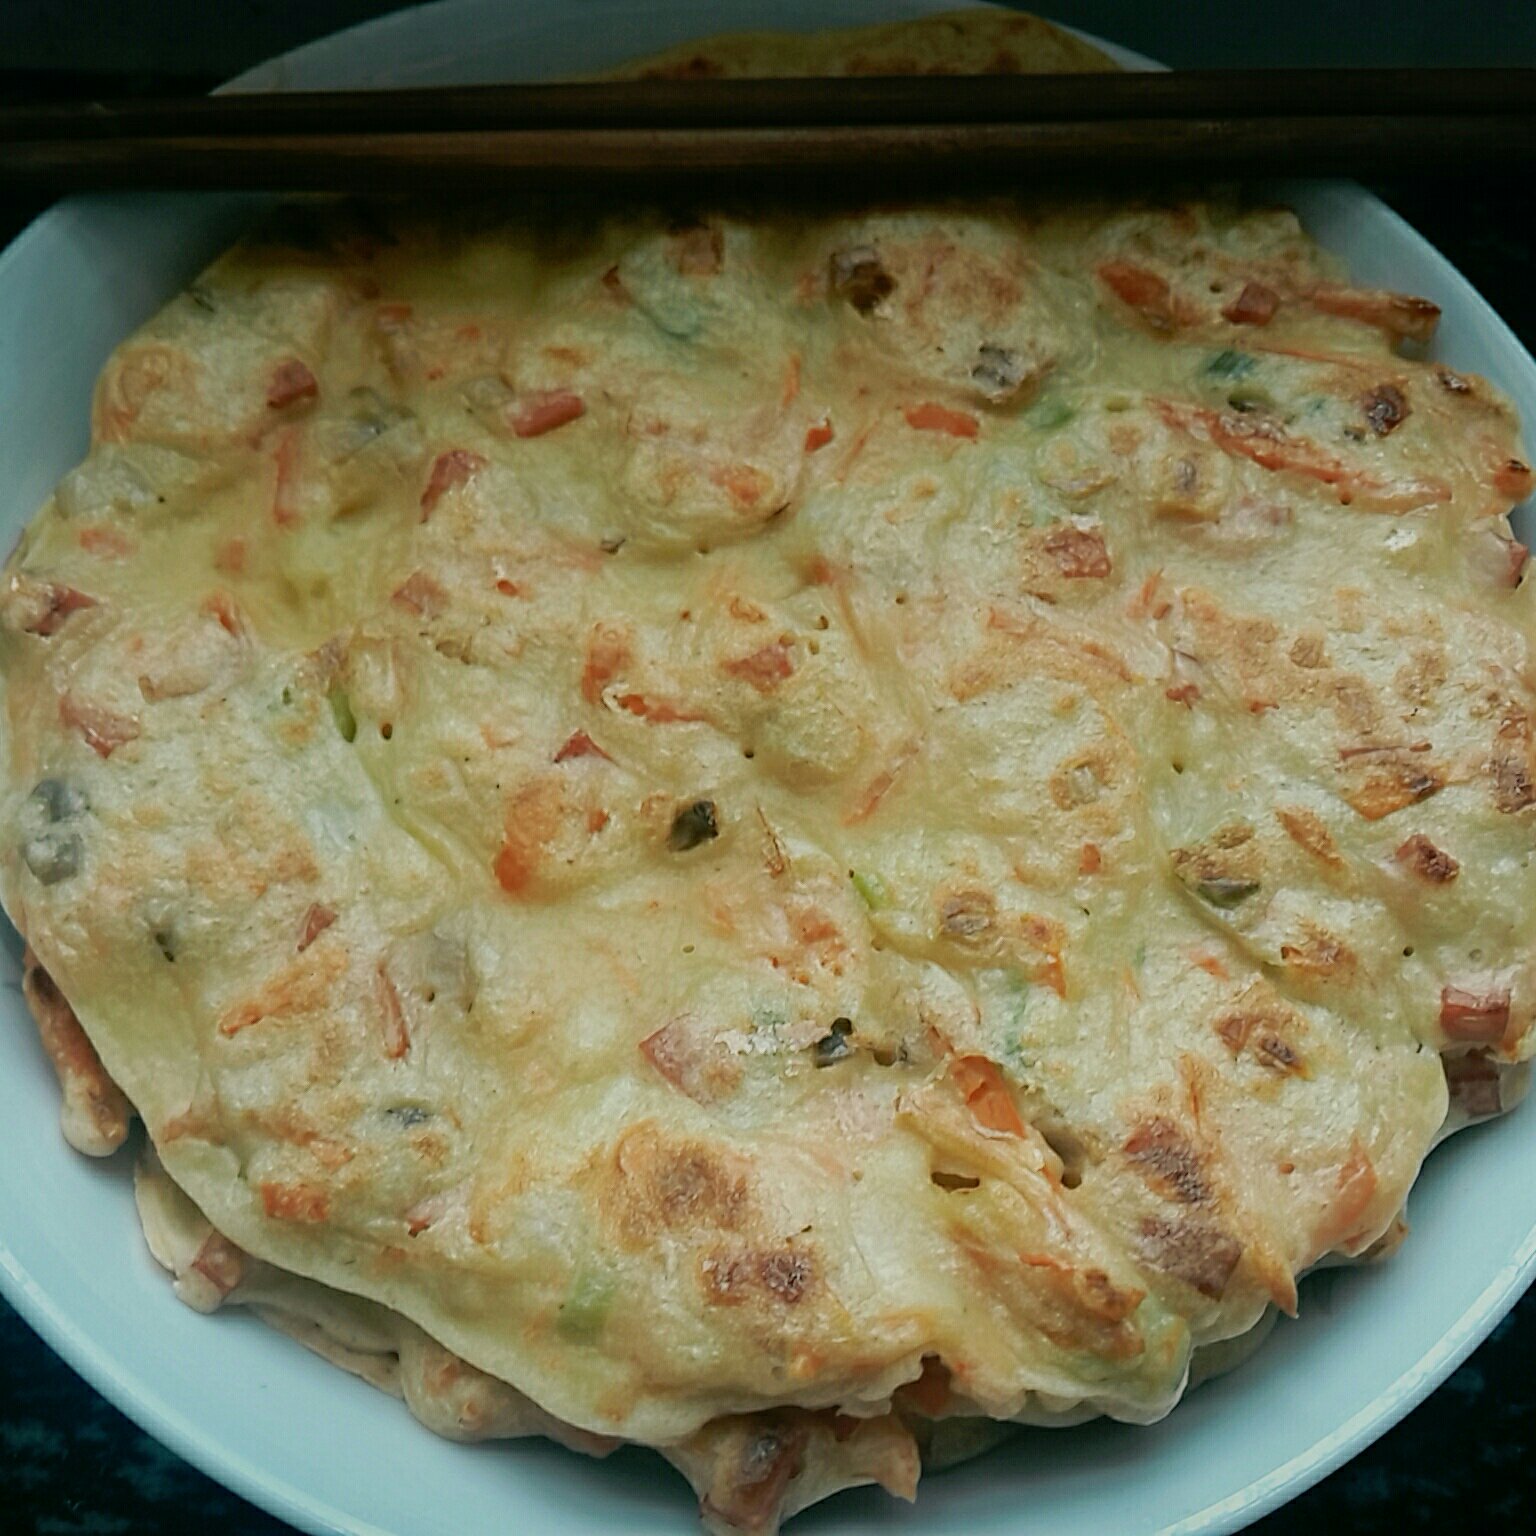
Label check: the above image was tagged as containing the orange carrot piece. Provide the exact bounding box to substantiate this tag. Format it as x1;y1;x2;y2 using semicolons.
509;389;585;438
951;1055;1026;1137
903;402;979;439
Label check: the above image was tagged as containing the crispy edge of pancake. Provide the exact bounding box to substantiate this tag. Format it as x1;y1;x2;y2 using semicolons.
128;1105;1497;1536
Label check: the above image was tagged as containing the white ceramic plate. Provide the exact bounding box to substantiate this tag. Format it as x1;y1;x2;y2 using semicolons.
1;4;1533;1533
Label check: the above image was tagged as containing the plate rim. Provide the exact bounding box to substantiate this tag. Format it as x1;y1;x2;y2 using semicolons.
2;7;1534;1536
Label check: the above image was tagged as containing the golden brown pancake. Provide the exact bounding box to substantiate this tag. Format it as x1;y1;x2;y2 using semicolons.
5;9;1535;1533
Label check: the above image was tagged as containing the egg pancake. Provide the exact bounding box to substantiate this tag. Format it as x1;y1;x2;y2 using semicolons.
4;9;1535;1533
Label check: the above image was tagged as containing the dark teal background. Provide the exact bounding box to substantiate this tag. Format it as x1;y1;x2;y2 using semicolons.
2;5;1534;1533
3;0;1536;71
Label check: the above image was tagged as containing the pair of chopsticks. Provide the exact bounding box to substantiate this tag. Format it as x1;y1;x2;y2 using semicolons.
2;69;1533;192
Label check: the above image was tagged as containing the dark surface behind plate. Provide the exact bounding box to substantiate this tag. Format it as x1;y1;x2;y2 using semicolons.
3;4;1536;1531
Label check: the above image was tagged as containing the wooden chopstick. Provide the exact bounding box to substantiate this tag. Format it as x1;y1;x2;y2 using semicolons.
2;70;1533;191
5;70;1534;137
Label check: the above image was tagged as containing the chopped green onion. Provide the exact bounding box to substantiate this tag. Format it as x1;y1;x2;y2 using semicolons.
1027;397;1076;431
556;1267;616;1343
1204;349;1257;380
328;686;357;743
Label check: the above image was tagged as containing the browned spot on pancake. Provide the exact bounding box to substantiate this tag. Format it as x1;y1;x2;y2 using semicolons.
1013;1250;1146;1359
1123;1117;1210;1205
938;888;996;939
1278;922;1357;980
699;1246;816;1307
1136;1216;1242;1299
1394;647;1447;707
1276;806;1344;868
1214;992;1309;1076
610;1123;751;1243
1330;675;1383;736
1343;757;1443;821
259;1180;330;1222
639;1015;743;1104
1050;753;1111;810
1288;632;1328;670
1042;525;1112;579
1395;833;1459;883
392;570;447;619
1361;384;1409;436
1492;718;1529;817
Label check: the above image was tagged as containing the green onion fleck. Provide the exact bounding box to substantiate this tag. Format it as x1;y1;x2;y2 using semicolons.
1027;397;1076;431
557;1267;616;1343
328;686;357;743
850;870;889;910
1204;349;1257;380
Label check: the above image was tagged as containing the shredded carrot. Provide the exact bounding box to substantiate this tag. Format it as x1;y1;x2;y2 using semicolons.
554;730;613;764
722;642;794;693
494;840;538;896
201;590;243;636
1222;281;1279;326
804;416;835;452
581;624;631;705
21;584;97;637
1191;950;1229;981
780;353;802;407
1096;259;1194;330
270;427;301;526
1126;568;1167;621
59;694;139;758
419;448;486;518
843;753;911;826
266;357;319;411
392;571;447;618
78;526;134;559
376;965;410;1060
509;389;585;438
952;1055;1026;1137
1035;952;1067;998
296;903;336;953
1155;398;1450;511
614;692;703;724
405;1200;440;1237
260;1181;330;1223
710;462;773;508
213;537;246;575
833;419;877;482
1494;457;1534;500
1308;284;1439;342
1313;1139;1378;1252
903;402;979;439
